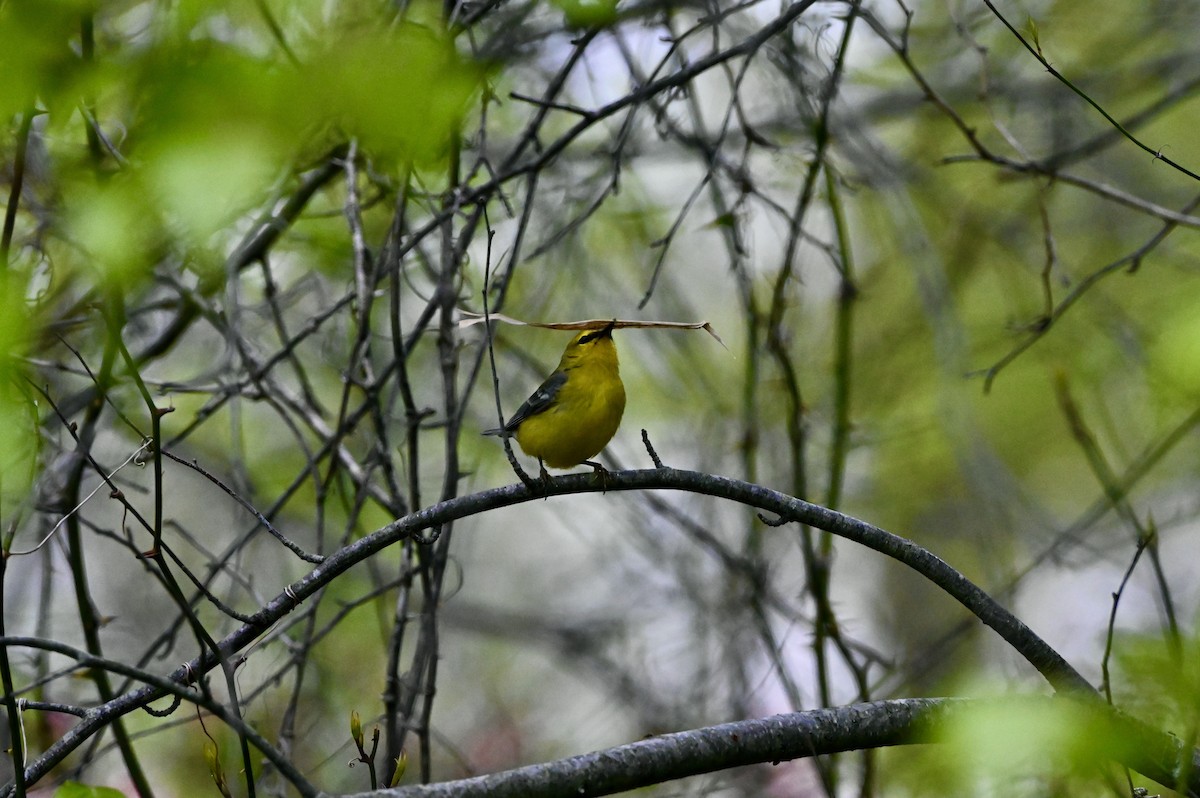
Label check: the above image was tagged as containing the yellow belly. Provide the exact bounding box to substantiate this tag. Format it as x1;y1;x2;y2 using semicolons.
515;377;626;469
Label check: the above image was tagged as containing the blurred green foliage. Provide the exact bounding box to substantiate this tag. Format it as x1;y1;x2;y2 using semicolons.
3;0;482;284
52;782;128;798
893;696;1139;797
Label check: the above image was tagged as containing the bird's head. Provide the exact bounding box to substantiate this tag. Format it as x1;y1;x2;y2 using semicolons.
558;321;618;370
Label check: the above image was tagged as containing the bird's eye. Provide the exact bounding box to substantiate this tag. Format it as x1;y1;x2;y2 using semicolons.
578;324;614;345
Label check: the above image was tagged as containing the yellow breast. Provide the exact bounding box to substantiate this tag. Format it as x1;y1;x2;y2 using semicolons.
515;358;626;469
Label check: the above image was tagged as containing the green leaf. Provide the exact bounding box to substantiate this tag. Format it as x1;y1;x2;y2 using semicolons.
933;697;1125;792
53;782;129;798
0;0;96;121
553;0;620;29
297;21;484;166
704;212;738;230
1024;16;1042;54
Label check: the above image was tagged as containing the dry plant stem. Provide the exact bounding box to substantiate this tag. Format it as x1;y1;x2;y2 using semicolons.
1102;536;1153;795
653;13;812;761
825;163;876;797
378;185;488;784
383;537;420;776
51;323;156;798
111;313;261;796
982;191;1200;390
387;0;823;284
0;546;26;798
606;20;753;280
648;4;768;739
34;376;268;698
28;385;234;698
56;146;346;422
63;477;153;797
480;219;536;490
257;255;326;419
1;105;34;269
382;170;424;775
980;0;1200;183
277;584;322;762
1055;377;1181;649
865;4;1200;393
492;30;595;267
273;146;377;768
153;539;253;624
824;167;856;519
761;8;865;791
519;100;638;264
405;144;471;783
610;11;812;754
498;28;599;173
79;14;102;163
159;449;322;563
387;123;478;782
1038;73;1200;171
388;167;422;514
640;429;664;469
0;636;317;797
700;6;864;787
623;14;758;309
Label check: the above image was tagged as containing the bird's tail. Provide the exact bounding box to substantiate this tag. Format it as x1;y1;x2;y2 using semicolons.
481;427;512;438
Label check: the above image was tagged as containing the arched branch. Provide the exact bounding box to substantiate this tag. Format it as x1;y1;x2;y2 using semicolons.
7;467;1196;795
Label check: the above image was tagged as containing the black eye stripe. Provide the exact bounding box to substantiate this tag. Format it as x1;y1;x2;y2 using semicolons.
578;323;615;345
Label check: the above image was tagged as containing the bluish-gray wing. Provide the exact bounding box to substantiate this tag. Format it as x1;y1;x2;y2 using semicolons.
501;370;567;432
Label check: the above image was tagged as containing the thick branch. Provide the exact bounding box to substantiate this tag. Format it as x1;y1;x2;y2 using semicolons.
339;695;1192;798
351;698;945;797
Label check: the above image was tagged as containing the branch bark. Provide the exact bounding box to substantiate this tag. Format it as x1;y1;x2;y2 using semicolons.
337;696;1192;798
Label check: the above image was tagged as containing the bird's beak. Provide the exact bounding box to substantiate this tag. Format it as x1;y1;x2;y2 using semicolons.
599;320;616;338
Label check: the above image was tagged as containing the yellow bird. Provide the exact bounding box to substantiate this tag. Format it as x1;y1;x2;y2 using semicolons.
484;322;625;475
